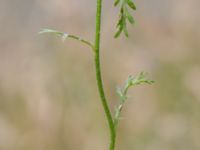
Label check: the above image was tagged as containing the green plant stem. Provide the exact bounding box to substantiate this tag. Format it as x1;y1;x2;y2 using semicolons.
94;0;116;150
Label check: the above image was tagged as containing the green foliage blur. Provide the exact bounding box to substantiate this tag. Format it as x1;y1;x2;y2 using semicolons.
0;0;200;150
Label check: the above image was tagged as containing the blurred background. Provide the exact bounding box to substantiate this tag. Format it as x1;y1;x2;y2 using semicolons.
0;0;200;150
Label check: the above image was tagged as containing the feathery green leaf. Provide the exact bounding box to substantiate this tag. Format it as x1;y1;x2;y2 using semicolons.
114;0;136;38
114;72;154;127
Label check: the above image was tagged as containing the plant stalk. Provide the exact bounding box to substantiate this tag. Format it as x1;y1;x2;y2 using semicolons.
94;0;116;150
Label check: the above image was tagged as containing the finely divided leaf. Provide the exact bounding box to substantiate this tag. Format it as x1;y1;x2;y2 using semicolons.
114;72;154;128
114;0;136;38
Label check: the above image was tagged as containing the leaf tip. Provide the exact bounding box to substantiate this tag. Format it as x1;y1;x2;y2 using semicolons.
38;28;53;35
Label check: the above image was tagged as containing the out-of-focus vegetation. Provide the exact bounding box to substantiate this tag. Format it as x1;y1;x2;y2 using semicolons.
0;0;200;150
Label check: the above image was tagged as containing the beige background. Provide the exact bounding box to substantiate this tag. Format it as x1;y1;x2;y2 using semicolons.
0;0;200;150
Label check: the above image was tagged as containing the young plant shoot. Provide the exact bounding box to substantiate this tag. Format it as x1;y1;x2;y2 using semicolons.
39;0;154;150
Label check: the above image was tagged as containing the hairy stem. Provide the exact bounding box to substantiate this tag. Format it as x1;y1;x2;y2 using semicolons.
94;0;116;150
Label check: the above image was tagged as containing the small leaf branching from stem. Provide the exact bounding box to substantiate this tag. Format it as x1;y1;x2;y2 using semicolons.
39;28;95;52
114;72;154;128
